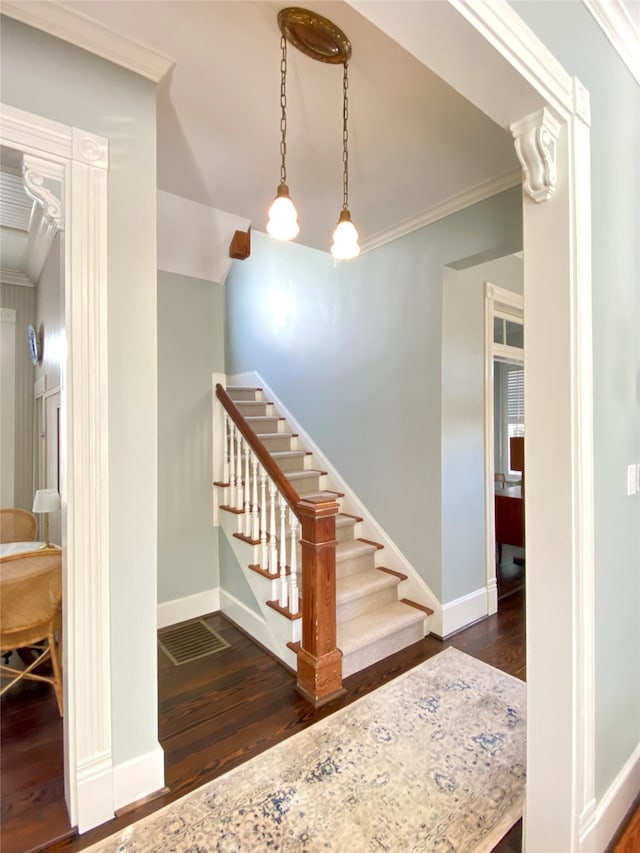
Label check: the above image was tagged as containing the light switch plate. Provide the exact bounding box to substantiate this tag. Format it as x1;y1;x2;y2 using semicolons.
627;464;637;496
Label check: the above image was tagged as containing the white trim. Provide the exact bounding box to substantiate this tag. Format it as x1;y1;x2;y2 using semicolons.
0;102;114;832
228;371;444;635
583;0;640;84
1;1;175;83
483;282;524;620
441;587;488;637
219;588;279;653
580;742;640;851
112;744;165;814
0;268;32;287
157;588;221;630
360;169;521;254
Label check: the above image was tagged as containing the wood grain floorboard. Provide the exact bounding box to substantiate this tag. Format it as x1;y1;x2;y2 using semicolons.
1;589;636;853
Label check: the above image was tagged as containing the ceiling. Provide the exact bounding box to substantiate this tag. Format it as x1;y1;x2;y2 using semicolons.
61;0;520;254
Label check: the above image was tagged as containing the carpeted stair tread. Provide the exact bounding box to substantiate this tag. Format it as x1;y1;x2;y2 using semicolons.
337;600;425;655
271;450;308;461
285;469;326;481
336;568;399;605
336;539;378;562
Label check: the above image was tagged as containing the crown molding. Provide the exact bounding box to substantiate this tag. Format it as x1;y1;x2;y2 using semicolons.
360;169;521;254
0;267;33;287
582;0;640;84
1;1;175;82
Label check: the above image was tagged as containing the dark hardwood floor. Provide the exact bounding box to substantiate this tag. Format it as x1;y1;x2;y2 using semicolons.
0;585;635;853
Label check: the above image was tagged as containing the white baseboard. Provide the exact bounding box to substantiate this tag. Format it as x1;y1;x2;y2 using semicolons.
112;743;165;814
219;588;277;654
580;741;640;851
157;588;220;629
441;587;487;637
75;754;115;833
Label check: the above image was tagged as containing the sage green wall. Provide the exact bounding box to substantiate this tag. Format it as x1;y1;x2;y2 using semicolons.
441;254;523;602
226;188;522;602
514;0;640;800
157;271;224;603
219;532;262;615
1;17;159;766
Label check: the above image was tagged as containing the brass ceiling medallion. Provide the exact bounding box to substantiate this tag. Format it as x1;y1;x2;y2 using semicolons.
277;7;352;64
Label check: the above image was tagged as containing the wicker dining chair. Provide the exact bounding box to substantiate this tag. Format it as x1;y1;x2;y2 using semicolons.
0;508;38;544
0;550;63;715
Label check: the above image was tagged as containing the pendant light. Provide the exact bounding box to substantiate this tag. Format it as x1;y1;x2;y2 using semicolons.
266;33;299;241
269;8;359;258
330;61;360;260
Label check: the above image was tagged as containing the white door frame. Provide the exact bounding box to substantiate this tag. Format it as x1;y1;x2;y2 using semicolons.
483;283;524;616
1;0;598;847
0;103;113;831
348;2;595;849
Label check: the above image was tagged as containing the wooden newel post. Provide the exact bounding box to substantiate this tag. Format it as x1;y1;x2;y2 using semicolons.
296;492;346;707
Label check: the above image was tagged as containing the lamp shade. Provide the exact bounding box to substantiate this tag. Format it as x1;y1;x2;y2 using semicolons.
331;209;360;260
33;489;61;514
266;183;299;241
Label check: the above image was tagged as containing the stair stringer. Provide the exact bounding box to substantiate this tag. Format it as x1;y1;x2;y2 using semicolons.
228;371;444;636
218;507;299;671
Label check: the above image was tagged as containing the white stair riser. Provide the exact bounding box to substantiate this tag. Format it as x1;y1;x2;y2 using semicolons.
337;584;399;623
341;621;426;679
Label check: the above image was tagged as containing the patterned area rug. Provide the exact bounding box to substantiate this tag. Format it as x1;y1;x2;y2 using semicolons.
87;648;526;852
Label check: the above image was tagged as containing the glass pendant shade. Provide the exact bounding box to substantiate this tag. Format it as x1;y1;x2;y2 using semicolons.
331;209;360;260
267;183;300;241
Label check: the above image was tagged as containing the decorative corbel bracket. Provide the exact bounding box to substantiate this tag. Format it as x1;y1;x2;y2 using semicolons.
22;155;65;283
510;108;562;203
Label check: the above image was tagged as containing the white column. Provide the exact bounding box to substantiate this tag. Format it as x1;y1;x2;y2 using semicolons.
223;413;230;485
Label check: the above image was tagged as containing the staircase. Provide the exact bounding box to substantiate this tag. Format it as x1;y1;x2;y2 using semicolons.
216;384;433;683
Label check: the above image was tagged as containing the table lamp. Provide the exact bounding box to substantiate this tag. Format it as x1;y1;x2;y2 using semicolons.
32;489;61;549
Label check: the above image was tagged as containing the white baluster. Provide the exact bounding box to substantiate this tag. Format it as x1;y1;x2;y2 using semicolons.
223;413;230;485
234;427;243;511
228;422;236;508
259;467;268;570
278;492;288;607
251;455;259;541
288;510;299;614
243;440;252;537
268;478;278;575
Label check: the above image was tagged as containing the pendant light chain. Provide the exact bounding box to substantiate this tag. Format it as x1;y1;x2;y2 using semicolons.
342;62;350;210
280;34;288;186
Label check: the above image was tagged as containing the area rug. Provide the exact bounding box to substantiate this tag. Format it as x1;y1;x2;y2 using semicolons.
86;648;526;852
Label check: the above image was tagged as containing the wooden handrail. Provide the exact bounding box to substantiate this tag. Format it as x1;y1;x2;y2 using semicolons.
216;382;344;706
216;383;300;513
